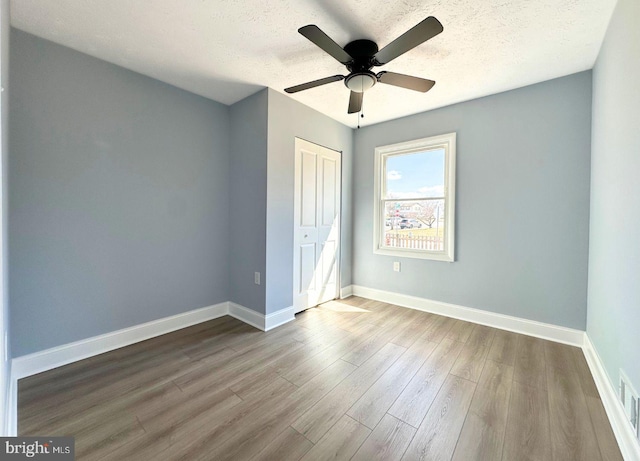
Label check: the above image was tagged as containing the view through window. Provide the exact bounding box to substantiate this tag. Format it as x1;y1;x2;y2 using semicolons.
374;133;456;261
383;148;445;251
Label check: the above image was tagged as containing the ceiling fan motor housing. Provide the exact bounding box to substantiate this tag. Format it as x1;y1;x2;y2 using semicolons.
344;39;379;63
343;39;379;93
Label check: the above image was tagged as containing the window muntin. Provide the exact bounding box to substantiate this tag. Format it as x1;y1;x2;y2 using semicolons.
373;133;456;261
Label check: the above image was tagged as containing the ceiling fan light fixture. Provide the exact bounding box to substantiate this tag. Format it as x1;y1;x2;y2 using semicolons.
345;72;376;93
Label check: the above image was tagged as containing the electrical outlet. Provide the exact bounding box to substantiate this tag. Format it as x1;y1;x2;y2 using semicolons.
393;261;401;272
620;370;639;435
254;272;261;285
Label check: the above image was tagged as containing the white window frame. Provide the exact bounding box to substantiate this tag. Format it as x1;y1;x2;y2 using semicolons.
373;132;456;262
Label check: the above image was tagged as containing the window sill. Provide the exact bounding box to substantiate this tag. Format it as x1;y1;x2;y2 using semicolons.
374;246;454;262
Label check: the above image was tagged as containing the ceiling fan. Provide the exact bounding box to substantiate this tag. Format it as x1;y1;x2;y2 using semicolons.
285;17;443;114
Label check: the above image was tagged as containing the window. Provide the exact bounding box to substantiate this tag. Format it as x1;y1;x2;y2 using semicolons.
373;133;456;261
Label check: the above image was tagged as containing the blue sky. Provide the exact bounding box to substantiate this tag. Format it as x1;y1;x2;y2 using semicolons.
385;148;445;199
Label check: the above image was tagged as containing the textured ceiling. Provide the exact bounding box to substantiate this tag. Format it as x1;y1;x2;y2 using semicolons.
11;0;616;128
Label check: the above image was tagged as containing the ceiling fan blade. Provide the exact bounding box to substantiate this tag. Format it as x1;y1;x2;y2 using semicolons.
373;17;443;65
299;25;353;64
348;91;363;114
284;75;345;94
377;71;435;92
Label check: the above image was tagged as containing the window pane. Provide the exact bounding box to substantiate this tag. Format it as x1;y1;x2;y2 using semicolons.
383;199;445;251
384;149;445;200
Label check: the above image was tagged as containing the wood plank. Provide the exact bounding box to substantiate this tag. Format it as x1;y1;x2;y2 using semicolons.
584;396;624;461
139;359;356;461
321;301;385;333
546;365;602;461
502;380;552;461
24;408;146;461
299;415;371;461
18;346;193;406
366;303;406;326
292;343;406;442
338;296;370;307
445;319;475;343
173;336;302;393
268;326;351;376
487;330;519;365
18;308;622;461
18;316;241;397
389;311;435;348
450;344;488;382
341;328;397;366
102;373;298;461
228;366;281;401
450;325;495;383
20;380;182;435
452;360;513;461
73;415;146;461
545;341;578;371
321;299;370;313
402;374;476;461
293;308;343;331
352;414;416;461
179;324;260;361
388;338;464;427
96;430;170;461
467;324;497;348
252;426;314;461
282;322;377;386
21;350;202;428
347;338;437;429
185;360;359;461
514;336;547;390
136;386;243;432
420;315;456;343
572;348;601;399
219;321;305;354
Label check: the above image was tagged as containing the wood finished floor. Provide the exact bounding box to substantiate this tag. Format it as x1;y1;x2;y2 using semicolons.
18;297;622;461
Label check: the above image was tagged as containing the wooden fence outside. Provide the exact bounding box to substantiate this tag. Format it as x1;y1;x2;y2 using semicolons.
385;233;443;251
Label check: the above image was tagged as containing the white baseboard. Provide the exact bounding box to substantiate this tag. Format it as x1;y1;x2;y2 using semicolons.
6;369;16;436
348;285;584;346
583;336;640;461
265;306;295;331
340;285;353;299
7;287;637;458
11;302;229;381
11;302;295;380
8;300;296;433
228;302;295;332
228;302;265;330
12;300;296;382
346;284;637;458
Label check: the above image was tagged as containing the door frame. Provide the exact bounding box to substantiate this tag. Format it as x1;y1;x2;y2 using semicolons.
293;137;342;314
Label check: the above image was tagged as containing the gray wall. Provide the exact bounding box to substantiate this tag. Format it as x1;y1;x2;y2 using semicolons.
266;89;353;315
229;90;268;313
353;72;592;330
587;0;640;392
9;30;231;356
0;0;9;435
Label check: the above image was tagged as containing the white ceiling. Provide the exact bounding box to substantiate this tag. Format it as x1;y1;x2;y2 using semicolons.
11;0;616;128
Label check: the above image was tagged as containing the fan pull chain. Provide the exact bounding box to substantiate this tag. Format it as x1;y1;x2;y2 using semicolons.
358;98;364;129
